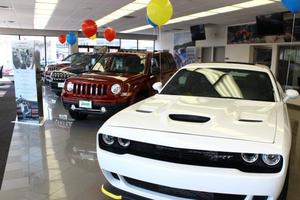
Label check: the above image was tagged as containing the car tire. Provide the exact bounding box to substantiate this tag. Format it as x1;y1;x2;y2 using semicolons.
69;110;88;120
278;168;290;200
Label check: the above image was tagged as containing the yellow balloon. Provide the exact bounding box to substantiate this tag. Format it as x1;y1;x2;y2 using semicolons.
89;34;97;40
147;0;173;27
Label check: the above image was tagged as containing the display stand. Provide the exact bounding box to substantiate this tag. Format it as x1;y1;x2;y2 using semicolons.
11;41;44;126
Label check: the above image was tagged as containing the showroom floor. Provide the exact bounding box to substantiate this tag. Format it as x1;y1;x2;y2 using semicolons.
0;86;299;200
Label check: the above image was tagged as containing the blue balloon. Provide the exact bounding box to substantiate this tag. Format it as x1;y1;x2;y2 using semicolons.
282;0;300;13
66;32;77;45
146;16;158;28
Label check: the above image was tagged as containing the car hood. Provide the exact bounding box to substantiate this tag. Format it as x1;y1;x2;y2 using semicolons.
76;72;144;82
59;65;85;74
108;95;281;143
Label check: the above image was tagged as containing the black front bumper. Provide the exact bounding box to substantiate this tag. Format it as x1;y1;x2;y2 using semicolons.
101;181;150;200
50;81;63;93
63;101;129;115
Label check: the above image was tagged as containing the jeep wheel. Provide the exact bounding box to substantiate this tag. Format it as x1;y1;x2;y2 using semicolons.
278;169;290;200
69;110;88;120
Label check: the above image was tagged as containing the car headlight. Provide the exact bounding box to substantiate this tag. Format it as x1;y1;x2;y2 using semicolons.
117;138;131;148
241;153;258;163
67;82;74;92
102;134;115;145
262;154;281;166
111;84;121;95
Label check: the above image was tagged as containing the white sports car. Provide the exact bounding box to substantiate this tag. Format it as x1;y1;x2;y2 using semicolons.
97;63;299;200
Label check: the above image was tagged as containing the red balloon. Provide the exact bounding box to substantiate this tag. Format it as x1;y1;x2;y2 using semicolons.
58;34;66;44
103;27;116;42
81;19;97;38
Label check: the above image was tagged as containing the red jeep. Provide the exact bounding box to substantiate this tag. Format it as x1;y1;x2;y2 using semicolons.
62;51;177;120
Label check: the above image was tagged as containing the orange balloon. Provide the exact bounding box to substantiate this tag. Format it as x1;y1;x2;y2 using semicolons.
81;19;97;38
103;27;116;42
58;34;66;44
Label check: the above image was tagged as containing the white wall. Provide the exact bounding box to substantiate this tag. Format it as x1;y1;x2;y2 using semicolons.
155;32;174;54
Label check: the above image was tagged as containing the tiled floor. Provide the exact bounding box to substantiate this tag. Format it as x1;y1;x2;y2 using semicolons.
0;86;299;200
0;86;109;200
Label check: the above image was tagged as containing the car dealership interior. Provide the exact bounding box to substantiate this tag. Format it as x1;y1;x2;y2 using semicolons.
0;0;300;200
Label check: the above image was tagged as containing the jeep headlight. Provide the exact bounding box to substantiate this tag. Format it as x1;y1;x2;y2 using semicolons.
111;84;121;95
67;82;74;92
262;154;281;166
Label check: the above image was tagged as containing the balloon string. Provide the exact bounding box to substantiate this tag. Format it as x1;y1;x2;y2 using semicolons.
159;26;162;82
285;13;296;89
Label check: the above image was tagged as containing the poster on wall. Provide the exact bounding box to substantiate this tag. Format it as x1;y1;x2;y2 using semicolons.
12;41;39;124
228;12;300;44
173;32;196;68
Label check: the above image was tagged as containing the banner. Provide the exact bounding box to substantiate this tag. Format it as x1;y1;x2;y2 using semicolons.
12;41;39;123
173;32;196;68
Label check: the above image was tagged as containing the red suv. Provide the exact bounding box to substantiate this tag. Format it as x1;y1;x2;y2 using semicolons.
62;51;177;120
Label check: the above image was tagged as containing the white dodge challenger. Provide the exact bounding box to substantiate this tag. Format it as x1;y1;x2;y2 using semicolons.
97;63;299;200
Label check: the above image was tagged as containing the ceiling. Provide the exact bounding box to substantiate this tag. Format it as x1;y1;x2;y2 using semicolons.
0;0;288;34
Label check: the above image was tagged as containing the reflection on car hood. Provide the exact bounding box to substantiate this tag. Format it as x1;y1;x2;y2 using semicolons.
108;95;281;143
75;72;144;82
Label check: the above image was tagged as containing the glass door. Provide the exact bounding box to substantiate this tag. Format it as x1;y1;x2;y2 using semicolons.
277;46;300;91
253;46;272;68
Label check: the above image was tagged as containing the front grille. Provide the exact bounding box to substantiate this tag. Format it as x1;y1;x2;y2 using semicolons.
72;83;108;96
124;176;246;200
51;72;69;81
99;135;283;173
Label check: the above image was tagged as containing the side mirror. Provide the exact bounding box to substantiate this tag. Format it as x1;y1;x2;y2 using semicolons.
152;82;162;92
284;89;299;102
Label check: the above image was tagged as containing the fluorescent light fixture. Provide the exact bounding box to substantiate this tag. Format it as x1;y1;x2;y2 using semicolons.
210;6;242;13
122;25;152;33
121;0;279;33
34;0;58;29
234;0;275;8
35;3;56;9
35;9;53;15
35;0;58;3
96;0;151;27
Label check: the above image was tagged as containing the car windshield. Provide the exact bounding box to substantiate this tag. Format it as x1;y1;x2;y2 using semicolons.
161;68;275;102
91;54;146;74
63;53;93;66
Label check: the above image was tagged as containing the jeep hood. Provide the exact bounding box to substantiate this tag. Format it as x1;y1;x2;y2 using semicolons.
109;95;280;143
77;72;144;82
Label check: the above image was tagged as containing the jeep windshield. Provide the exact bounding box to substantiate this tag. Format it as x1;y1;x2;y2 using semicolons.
64;53;94;66
161;68;275;102
91;54;146;74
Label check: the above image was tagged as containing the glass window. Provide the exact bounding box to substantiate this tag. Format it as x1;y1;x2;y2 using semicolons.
0;35;19;75
78;37;120;47
161;68;275;102
138;40;154;51
20;36;46;67
46;37;70;64
277;46;300;91
92;53;146;74
121;39;137;50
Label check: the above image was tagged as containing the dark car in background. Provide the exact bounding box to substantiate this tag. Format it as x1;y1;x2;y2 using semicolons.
62;51;177;120
50;53;103;96
44;54;74;84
